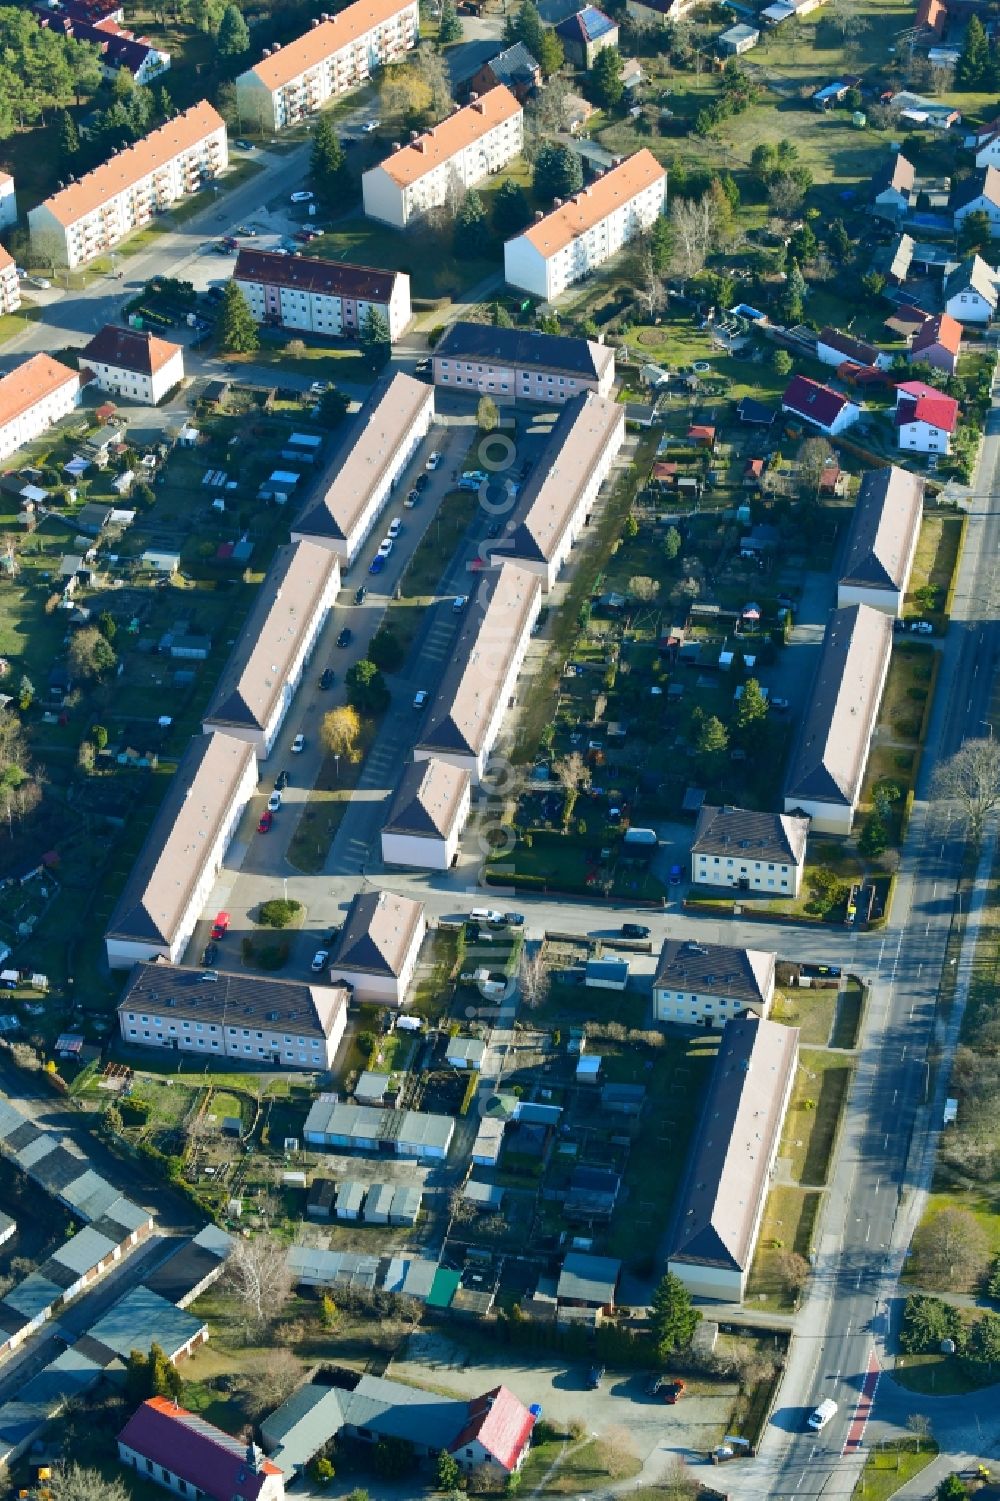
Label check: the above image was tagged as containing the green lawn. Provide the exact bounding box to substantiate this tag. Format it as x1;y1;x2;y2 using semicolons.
519;1434;641;1494
853;1441;939;1500
786;1050;852;1187
306;213;497;302
746;1185;821;1313
287;716;379;875
771;985;835;1047
830;978;864;1050
891;1352;996;1396
905;513;965;622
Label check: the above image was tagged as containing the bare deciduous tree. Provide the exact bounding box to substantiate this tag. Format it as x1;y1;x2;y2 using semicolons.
237;1346;303;1417
670;194;716;284
518;945;549;1010
57;1464;130;1501
224;1233;293;1336
797;436;835;500
906;1413;933;1450
777;1249;810;1294
911;1207;990;1290
629;576;660;603
658;1456;701;1501
553;750;591;828
932;737;1000;843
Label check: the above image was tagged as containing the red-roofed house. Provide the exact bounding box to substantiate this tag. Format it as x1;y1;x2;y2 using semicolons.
449;1385;536;1474
118;1396;285;1501
909;312;962;374
894;381;959;454
687;423;716;448
781;374;861;436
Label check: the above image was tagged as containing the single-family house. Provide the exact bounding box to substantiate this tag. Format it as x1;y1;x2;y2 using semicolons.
690;804;810;897
943;254;998;324
380;758;472;870
462;41;540;103
781;374;861;436
652;938;776;1028
953;166;1000;230
784;602;893;833
80;326;184;405
894;380;959;454
118;1398;285;1501
871;151;915;219
327;888;426;1005
667;1016;799;1302
555;6;618;67
837;466;925;616
908;311;962;374
625;0;697;23
816;327;891;371
975;127;1000;169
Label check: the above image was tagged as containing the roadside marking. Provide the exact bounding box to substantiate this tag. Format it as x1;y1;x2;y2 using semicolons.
843;1350;880;1455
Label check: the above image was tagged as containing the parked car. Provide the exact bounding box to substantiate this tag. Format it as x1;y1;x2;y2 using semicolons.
387;517;402;539
621;923;650;939
202;942;217;965
503;912;525;927
267;791;282;812
413;690;429;709
290;190;314;203
669;864;683;885
293;230;314;244
425;451;442;471
651;1378;686;1404
587;1365;605;1389
910;620;933;634
404;488;420;508
354;585;368;605
415;357;431;375
452;595;468;613
258;810;273;833
211;912;230;940
319;667;335;689
414;473;429;492
291;733;305;753
337;627;352;648
487;520;502;538
275;769;289;791
369;555;385;574
771;696;790;711
363;118;380;132
377;538;393;558
311;949;330;972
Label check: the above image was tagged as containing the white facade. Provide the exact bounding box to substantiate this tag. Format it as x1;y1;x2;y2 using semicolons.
236;256;412;342
815;336;891;371
0;173;15;231
86;344;184;405
954;190;1000;230
117;992;347;1070
118;1443;284;1501
944;286;995;324
653;975;775;1028
380;779;471;870
433;349;614;402
28;102;227;269
692;848;804;897
975;136;1000;168
504;151;666;299
0;256;19;316
0;356;82;464
235;0;419;132
897;416;952;454
330;911;427;1004
362;90;523;228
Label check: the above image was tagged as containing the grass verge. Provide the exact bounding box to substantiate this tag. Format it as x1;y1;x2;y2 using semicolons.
890;1352;996;1396
746;1185;821;1314
787;1050;853;1187
286;716;379;874
853;1439;939;1500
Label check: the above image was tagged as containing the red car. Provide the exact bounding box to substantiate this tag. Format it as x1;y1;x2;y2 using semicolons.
210;911;230;940
258;810;273;833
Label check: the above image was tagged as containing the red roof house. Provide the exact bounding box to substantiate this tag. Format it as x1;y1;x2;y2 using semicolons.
895;380;959;453
687;423;716;448
909;312;962;374
781;375;861;436
118;1397;285;1501
449;1385;536;1474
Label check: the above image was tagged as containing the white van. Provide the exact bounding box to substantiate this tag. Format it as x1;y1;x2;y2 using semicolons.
807;1399;838;1432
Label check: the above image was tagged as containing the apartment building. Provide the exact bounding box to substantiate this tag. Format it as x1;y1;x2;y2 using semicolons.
37;13;170;84
362;86;523;228
104;731;258;969
80;325;184;405
0;249;19;317
328;888;427;1005
414;564;542;783
117;963;350;1071
234;248;412;342
784;602;894;834
0;172;15;231
504;149;666;300
28;101;227;269
292;373;433;564
486;391;625;590
0;354;82;464
235;0;419;133
203;541;340;757
652;938;776;1028
690;804;810;897
837;466;925;617
380;758;472;869
432;322;615;403
668;1016;799;1302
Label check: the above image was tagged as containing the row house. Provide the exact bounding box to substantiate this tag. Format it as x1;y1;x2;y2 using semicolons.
234;247;412;341
28;101;227;268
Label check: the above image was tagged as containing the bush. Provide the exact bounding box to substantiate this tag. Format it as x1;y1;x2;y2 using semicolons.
258;898;303;929
119;1096;152;1127
257;942;290;971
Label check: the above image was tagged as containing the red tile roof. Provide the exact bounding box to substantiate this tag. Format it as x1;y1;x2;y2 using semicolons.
910;312;962;357
894;383;959;433
450;1385;535;1471
781;374;853;428
118;1397;282;1501
81;324;182;376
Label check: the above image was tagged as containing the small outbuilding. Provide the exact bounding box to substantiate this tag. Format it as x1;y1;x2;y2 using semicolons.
584;958;629;991
445;1036;487;1070
557;1251;621;1310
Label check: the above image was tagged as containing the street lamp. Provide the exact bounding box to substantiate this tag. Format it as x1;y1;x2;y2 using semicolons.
981;720;994;738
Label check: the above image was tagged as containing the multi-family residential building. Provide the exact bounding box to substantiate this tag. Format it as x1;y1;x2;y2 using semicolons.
292;372;433;564
37;12;170;83
690;805;810;897
0;247;20;316
784;602;894;834
0;353;82;464
0;172;16;231
668;1016;799;1302
104;731;258;969
234;248;412;341
380;758;472;870
432;322;615;403
414;563;542;783
504;149;666;299
943;254;997;324
652;938;776;1028
485;391;625;590
235;0;419;133
28;101;227;268
80;325;184;405
837;466;925;616
894;380;959;454
328;888;427;1005
202;540;341;757
362;86;523;228
119;1399;286;1501
116;963;350;1071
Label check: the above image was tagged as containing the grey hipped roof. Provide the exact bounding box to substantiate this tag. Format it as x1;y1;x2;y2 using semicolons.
434;321;612;382
691;804;810;867
381;758;470;841
669;1016;799;1272
330;888;425;978
784;602;893;808
653;939;775;1007
839;466;924;592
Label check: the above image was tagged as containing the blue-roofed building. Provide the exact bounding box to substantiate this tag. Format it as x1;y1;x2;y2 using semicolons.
555;5;619;66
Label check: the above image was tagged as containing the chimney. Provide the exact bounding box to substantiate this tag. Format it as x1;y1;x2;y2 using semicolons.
409;129;420;141
391;141;402;152
469;90;479;102
553;197;563;207
472;99;484;114
311;16;319;24
534;210;543;221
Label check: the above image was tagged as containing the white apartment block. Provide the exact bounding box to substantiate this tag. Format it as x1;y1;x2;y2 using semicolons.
652;939;776;1029
0;173;16;231
28;101;227;269
380;758;472;870
104;731;259;970
234;248;412;342
235;0;419;133
0;354;82;464
362;85;523;229
432;322;615;403
81;325;184;405
203;540;341;758
504;148;666;300
0;247;21;316
690;805;810;898
292;372;434;564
